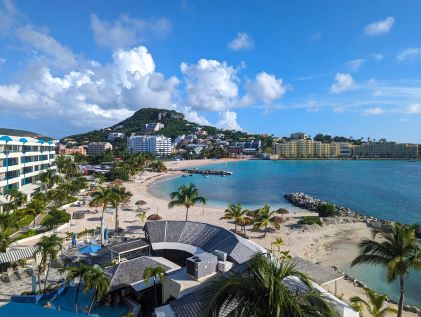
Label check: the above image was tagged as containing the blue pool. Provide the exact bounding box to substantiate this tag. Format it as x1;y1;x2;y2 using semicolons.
38;287;129;317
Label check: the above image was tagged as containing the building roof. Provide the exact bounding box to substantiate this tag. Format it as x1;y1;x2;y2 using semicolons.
105;256;178;291
108;238;149;254
0;246;39;264
292;257;344;285
144;221;265;264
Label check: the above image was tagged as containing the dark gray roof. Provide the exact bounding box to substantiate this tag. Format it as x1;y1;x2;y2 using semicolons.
144;221;264;264
292;257;344;285
105;256;171;291
108;238;149;254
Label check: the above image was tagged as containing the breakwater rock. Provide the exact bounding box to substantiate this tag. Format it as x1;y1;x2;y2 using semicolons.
283;192;391;226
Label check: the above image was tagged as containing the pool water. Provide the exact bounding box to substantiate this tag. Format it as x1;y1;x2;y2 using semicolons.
38;287;129;317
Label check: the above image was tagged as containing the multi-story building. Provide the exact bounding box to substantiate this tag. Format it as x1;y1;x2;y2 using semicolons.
290;132;308;140
59;145;87;156
141;123;165;134
353;142;418;159
274;140;352;159
107;132;125;142
87;142;113;156
0;135;56;199
128;135;172;156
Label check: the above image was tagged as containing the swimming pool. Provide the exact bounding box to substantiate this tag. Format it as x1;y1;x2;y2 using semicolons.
38;287;129;317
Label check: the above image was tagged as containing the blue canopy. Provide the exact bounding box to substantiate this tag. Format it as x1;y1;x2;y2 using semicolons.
19;137;28;143
78;244;101;254
0;303;81;317
0;135;13;142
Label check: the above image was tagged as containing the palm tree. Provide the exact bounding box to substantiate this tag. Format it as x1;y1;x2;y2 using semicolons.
350;288;397;317
271;237;284;253
26;198;47;227
168;183;206;221
0;210;16;232
136;210;147;223
62;261;91;313
110;186;132;233
253;204;281;237
0;231;12;253
144;266;166;308
220;203;246;232
351;223;421;317
200;252;337;317
89;186;114;245
34;234;63;292
83;267;110;315
39;170;60;195
5;188;27;210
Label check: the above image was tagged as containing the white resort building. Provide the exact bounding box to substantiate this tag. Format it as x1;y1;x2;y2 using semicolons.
128;135;172;157
0;135;56;206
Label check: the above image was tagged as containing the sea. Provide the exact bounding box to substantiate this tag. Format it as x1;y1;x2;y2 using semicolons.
151;160;421;306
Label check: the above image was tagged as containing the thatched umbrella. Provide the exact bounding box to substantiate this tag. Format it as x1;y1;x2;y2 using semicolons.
271;216;285;224
147;214;162;221
276;208;289;220
135;200;148;206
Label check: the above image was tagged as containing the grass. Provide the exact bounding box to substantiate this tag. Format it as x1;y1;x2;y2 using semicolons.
17;214;34;227
298;216;323;226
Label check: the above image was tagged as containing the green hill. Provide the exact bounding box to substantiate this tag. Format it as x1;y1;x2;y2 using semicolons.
62;108;249;144
0;128;53;140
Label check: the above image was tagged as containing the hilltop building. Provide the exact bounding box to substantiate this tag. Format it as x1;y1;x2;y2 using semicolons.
87;142;112;156
0;135;56;205
128;135;172;156
141;123;165;134
290;132;309;140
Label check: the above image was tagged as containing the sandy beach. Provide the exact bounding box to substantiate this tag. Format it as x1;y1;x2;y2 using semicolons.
54;158;416;316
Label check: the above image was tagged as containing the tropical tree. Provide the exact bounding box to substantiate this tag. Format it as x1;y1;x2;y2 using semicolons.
200;252;337;317
136;210;147;223
26;198;48;227
0;210;16;232
83;267;110;315
253;204;281;237
89;186;114;245
34;234;63;292
0;231;12;253
271;237;284;253
350;288;397;317
39;170;60;195
144;266;166;308
351;223;421;317
221;203;246;232
110;186;132;233
5;188;27;211
61;261;91;313
168;183;206;221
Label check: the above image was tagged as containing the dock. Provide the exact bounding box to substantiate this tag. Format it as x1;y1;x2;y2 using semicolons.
169;168;233;176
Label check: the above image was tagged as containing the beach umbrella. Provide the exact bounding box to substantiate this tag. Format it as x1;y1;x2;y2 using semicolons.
135;200;148;206
270;216;285;224
147;214;162;221
78;244;102;254
276;208;289;215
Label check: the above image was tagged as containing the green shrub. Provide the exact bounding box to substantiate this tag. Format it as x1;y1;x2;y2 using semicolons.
317;203;335;217
106;167;129;181
40;208;71;229
298;216;322;226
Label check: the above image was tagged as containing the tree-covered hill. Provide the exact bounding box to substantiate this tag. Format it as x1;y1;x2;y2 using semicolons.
0;127;53;140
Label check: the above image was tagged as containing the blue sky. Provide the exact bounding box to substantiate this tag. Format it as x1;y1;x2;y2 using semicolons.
1;0;421;142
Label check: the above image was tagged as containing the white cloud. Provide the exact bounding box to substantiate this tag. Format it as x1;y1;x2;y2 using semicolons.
90;14;171;49
247;71;286;103
0;0;19;35
16;25;77;68
347;59;365;71
397;48;421;62
228;32;254;51
364;17;394;36
180;59;239;111
183;106;210;125
330;73;356;94
217;110;241;130
0;57;5;65
404;103;421;114
371;53;384;61
363;107;385;115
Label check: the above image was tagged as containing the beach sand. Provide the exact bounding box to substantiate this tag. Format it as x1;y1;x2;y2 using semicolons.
58;158;416;316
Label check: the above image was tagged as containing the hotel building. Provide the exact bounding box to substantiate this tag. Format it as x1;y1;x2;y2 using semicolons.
353;142;418;159
274;140;344;158
0;135;56;200
128;135;172;157
87;142;113;156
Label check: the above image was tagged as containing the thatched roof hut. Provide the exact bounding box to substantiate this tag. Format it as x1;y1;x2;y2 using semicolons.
147;214;162;221
135;200;148;206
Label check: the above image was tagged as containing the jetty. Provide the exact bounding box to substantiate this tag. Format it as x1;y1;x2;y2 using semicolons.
170;168;233;176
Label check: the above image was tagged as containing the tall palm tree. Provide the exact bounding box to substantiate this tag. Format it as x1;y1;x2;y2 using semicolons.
0;210;16;232
62;261;91;313
0;231;11;253
201;252;337;317
89;186;114;245
168;183;206;221
26;198;47;228
39;170;60;195
350;288;397;317
351;223;421;317
34;234;63;292
221;203;246;232
253;204;281;237
5;188;27;210
83;267;110;315
144;266;166;308
110;186;132;233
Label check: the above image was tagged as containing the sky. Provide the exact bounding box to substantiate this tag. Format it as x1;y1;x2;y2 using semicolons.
1;0;421;142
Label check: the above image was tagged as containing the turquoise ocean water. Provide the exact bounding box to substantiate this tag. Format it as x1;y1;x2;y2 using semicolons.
151;160;421;306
